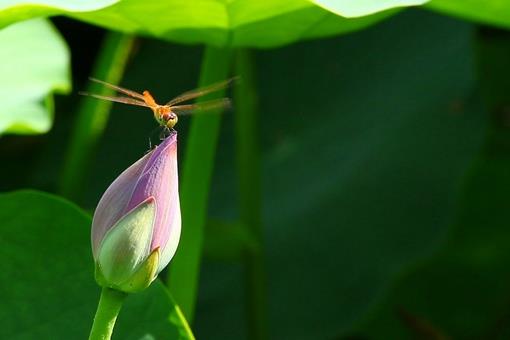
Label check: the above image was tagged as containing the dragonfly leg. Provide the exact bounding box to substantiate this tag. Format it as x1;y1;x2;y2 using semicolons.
159;127;170;140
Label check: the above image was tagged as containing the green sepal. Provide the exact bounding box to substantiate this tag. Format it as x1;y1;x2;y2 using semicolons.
97;197;156;286
95;261;109;288
94;248;160;293
117;247;160;293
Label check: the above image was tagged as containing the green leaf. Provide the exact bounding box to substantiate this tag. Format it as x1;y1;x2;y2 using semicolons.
1;0;398;48
0;19;70;135
0;190;193;340
310;0;428;17
427;0;510;29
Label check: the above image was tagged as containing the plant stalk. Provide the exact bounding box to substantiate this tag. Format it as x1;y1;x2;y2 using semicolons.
234;49;267;340
59;32;135;202
88;288;127;340
167;46;232;321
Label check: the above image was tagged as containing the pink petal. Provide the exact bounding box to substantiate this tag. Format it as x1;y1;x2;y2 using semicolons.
126;132;180;272
91;152;152;258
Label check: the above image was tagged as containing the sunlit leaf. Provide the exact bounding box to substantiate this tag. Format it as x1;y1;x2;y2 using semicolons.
0;0;119;28
0;19;70;135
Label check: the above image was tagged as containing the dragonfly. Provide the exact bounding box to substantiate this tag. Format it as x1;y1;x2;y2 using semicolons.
80;77;236;130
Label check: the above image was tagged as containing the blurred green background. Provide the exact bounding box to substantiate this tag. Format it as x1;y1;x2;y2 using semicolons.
1;1;510;339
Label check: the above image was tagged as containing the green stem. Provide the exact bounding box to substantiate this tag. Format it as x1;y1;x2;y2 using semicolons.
168;298;197;340
59;32;135;202
88;288;127;340
234;49;267;340
167;46;232;321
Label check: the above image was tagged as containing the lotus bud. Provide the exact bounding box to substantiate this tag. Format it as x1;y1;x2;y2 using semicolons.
91;131;181;293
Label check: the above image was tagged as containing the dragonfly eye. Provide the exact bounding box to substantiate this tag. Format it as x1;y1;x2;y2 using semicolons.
162;112;177;122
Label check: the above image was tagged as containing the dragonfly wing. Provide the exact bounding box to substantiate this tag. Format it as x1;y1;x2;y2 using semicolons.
170;98;231;116
89;78;146;100
79;92;149;107
166;77;238;106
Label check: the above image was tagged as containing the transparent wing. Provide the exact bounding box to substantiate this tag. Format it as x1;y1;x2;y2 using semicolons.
89;78;146;100
79;92;149;107
170;98;231;116
166;77;238;106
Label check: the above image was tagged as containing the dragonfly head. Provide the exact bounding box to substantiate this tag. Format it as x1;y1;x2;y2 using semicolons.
165;114;178;129
158;106;178;129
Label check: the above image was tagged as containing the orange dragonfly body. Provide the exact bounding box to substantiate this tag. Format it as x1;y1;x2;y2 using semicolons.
81;78;235;129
